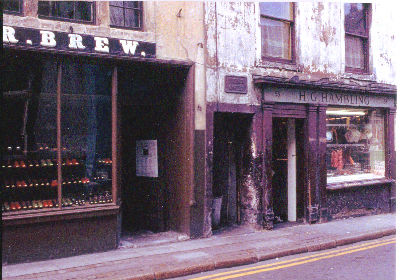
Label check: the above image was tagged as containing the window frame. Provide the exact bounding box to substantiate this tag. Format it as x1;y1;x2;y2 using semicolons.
344;3;370;74
38;1;95;24
260;2;296;64
325;106;387;185
2;0;23;15
109;1;143;30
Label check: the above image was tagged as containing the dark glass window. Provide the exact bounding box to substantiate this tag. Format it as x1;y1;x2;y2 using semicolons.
2;0;22;15
345;3;369;73
260;2;294;62
38;1;94;23
110;1;142;29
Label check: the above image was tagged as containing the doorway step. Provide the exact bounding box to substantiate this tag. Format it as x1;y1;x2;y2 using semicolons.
118;231;189;249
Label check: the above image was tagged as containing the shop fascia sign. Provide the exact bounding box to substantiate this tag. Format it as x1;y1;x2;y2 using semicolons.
263;87;395;108
3;25;156;58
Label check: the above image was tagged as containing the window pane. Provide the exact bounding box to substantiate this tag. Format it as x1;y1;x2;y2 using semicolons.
125;8;140;28
61;62;112;206
3;0;21;13
124;1;139;8
344;3;366;36
260;2;293;20
326;108;385;184
110;1;124;7
55;2;75;20
110;6;124;26
75;2;92;22
261;18;291;60
345;35;365;69
38;1;50;16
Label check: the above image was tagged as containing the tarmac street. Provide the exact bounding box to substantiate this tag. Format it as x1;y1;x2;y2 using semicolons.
1;213;396;280
171;236;395;280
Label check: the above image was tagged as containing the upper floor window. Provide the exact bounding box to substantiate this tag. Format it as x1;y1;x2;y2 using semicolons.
345;3;369;73
3;0;22;15
109;1;142;29
260;2;294;62
38;1;94;23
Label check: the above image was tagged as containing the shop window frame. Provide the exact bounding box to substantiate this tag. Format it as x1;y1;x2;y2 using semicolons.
325;107;387;186
109;1;143;30
344;3;370;74
2;53;118;217
260;2;295;64
2;0;23;15
38;1;95;24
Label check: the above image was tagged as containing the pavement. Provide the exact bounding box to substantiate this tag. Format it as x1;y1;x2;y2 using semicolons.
2;213;396;280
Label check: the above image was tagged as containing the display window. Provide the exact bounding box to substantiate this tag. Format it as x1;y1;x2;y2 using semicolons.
326;107;386;184
2;54;114;214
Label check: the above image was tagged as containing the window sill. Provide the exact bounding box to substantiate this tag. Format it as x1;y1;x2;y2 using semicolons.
327;177;394;191
3;204;120;226
255;59;300;72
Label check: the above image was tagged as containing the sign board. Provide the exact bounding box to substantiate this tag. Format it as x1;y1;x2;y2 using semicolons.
225;75;248;94
263;87;395;108
136;140;158;177
3;25;156;58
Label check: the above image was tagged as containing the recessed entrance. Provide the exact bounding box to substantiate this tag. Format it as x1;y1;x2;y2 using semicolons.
212;112;253;229
119;63;192;235
272;118;305;223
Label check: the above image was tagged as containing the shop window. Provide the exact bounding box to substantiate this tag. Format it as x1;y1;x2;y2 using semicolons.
2;54;113;213
109;1;142;29
260;2;294;62
38;1;94;23
345;3;369;73
2;0;22;15
326;108;386;184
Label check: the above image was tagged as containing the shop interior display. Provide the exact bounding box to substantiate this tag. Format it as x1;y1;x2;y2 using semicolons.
2;61;113;214
326;108;385;182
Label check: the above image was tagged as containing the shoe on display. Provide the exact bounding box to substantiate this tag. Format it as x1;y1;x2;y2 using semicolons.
10;202;17;211
21;201;28;210
20;160;26;168
32;200;39;209
47;200;53;207
14;161;20;168
4;202;11;211
27;201;33;209
43;200;49;208
52;199;59;207
15;202;22;210
37;200;44;208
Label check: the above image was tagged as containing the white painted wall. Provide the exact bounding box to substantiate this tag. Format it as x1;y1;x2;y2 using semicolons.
204;2;397;105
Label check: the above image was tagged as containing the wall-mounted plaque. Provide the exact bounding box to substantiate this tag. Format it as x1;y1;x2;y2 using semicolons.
225;75;247;94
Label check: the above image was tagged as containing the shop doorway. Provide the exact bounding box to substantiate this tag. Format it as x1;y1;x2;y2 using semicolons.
272;118;305;223
213;112;253;229
119;63;192;235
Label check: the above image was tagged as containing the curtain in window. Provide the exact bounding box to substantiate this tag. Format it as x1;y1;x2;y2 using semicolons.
261;18;291;60
345;36;365;69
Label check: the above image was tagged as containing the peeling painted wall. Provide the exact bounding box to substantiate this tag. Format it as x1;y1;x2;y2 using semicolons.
204;2;397;106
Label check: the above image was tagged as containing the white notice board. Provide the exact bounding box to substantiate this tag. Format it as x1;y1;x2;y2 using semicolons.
136;140;158;177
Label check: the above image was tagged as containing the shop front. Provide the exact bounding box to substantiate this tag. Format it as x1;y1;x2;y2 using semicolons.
254;76;396;227
2;26;194;264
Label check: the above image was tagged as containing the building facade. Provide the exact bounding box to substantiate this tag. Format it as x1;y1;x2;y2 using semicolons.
2;1;397;265
2;0;206;264
203;2;396;235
